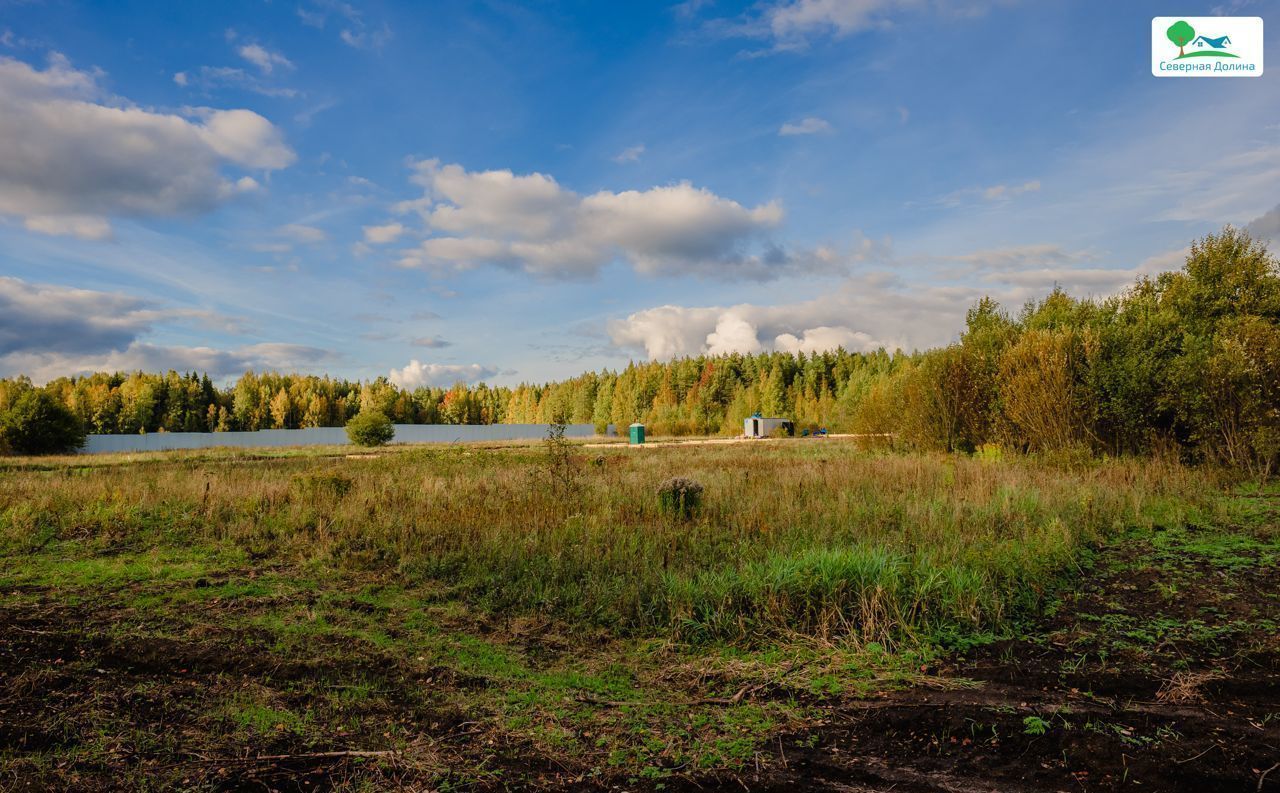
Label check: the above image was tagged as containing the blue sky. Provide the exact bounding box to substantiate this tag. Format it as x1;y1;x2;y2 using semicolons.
2;0;1278;387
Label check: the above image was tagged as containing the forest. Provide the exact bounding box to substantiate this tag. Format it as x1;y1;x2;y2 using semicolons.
2;227;1278;474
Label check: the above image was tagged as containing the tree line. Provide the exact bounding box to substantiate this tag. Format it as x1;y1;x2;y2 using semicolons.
2;227;1277;473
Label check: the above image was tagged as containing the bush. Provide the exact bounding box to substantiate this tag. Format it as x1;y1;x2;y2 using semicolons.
0;391;86;455
658;476;704;520
345;411;394;447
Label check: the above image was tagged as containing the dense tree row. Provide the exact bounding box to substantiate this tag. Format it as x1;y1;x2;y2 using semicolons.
852;227;1280;476
3;227;1277;473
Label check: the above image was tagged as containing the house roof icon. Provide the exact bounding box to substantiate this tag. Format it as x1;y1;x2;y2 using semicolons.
1193;34;1232;49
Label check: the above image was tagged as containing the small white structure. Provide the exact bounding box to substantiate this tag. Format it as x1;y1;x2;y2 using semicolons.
744;416;794;438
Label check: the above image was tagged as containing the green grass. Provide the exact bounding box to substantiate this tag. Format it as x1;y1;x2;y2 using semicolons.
0;442;1221;647
0;440;1250;788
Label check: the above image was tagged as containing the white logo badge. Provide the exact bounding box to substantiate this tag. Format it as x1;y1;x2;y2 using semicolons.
1152;17;1263;77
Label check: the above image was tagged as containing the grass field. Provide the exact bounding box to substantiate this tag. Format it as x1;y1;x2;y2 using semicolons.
1;439;1277;791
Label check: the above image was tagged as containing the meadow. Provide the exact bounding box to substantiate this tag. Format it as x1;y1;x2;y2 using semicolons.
2;437;1276;790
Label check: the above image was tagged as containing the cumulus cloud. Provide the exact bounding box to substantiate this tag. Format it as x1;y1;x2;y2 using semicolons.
388;360;498;388
363;221;405;244
779;116;833;136
608;290;909;361
237;43;292;74
392;160;835;280
0;53;295;238
606;245;1180;361
775;326;878;354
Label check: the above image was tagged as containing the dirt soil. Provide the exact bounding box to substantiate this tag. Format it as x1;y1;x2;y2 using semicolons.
735;525;1280;792
2;525;1277;792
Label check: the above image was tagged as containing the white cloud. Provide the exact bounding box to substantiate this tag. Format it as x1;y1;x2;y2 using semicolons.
612;144;645;163
363;221;405;244
192;108;295;170
1135;247;1189;276
410;336;452;348
982;267;1139;291
1246;202;1280;244
298;1;391;49
388;360;498;388
775;326;877;354
176;65;300;98
22;214;113;241
939;179;1041;206
606;241;1182;361
237;43;293;74
0;54;294;238
947;243;1093;271
744;0;1012;50
394;160;820;280
0;276;180;356
608;291;905;361
779;116;833;136
0;276;313;382
981;180;1040;200
706;312;764;355
278;223;327;244
769;0;900;40
3;342;330;384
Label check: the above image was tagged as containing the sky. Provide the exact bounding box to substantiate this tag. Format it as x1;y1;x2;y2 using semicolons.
2;0;1279;388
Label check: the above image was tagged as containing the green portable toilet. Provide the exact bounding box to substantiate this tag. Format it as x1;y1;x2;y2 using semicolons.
629;423;645;445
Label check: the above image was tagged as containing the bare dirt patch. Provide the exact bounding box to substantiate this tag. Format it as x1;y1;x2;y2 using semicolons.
725;527;1280;792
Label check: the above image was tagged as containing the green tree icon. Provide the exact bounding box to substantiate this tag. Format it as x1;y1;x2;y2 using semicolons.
1166;20;1195;57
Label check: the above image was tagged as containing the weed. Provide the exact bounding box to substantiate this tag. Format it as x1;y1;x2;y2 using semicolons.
1022;715;1050;736
657;476;704;520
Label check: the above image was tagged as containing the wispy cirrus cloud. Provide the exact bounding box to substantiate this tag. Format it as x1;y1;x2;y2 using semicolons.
611;143;645;163
779;116;833;136
297;0;391;50
237;43;293;74
710;0;1016;52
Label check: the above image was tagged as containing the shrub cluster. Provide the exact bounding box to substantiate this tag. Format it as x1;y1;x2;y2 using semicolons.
345;411;395;447
0;391;85;455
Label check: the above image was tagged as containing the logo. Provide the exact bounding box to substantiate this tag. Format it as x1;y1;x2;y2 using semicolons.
1152;17;1263;77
